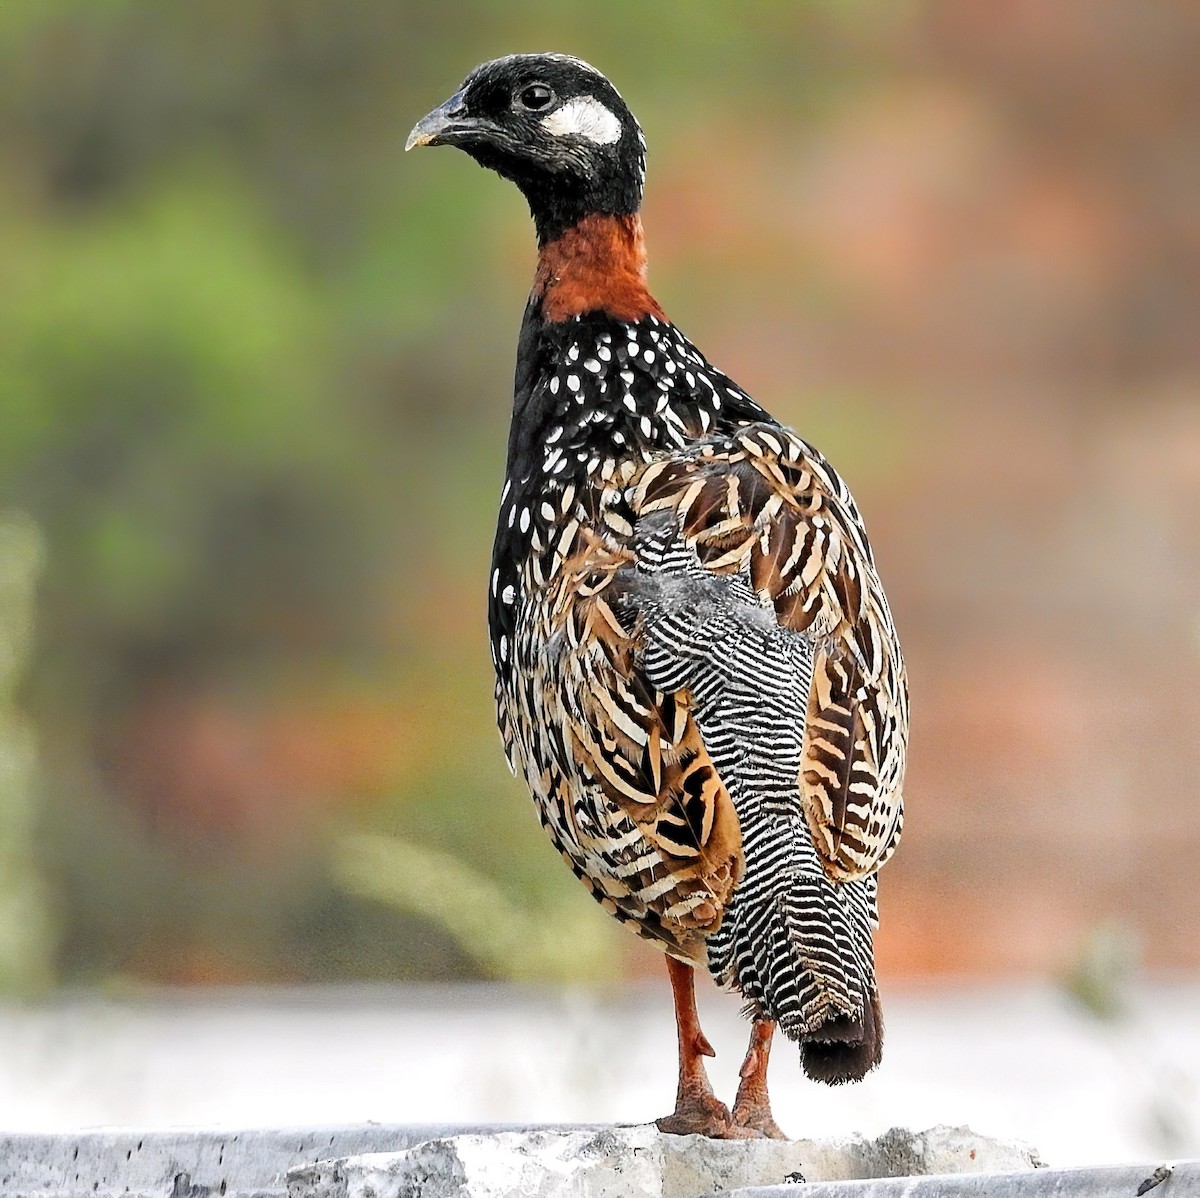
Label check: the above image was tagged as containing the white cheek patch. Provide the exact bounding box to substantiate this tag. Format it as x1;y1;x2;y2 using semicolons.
540;96;622;145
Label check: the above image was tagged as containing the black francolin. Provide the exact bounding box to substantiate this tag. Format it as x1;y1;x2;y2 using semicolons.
408;54;909;1139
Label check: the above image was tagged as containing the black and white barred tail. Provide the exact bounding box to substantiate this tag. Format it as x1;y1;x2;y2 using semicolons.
707;815;883;1083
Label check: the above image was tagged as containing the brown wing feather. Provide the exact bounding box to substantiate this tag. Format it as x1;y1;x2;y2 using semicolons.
498;423;904;967
631;425;908;881
545;536;744;950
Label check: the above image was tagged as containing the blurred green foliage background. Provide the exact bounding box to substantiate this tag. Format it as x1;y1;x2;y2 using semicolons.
1;1;1198;992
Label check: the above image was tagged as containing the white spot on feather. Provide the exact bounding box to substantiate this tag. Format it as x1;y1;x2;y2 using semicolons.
540;96;623;145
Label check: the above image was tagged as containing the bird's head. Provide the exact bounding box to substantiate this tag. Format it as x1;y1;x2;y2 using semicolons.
407;53;645;245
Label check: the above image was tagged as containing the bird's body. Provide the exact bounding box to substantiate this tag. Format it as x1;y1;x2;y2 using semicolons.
410;53;908;1138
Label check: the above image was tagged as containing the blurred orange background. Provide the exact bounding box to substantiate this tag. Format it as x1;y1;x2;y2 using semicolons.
0;0;1197;993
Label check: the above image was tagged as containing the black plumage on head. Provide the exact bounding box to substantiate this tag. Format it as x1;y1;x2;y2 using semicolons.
407;53;646;245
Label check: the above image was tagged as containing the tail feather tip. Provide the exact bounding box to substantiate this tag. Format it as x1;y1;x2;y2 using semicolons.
799;990;883;1085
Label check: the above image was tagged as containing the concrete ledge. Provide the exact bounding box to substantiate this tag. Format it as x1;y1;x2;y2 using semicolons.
1;1123;1190;1198
1;1123;1035;1197
283;1124;1038;1198
724;1161;1198;1196
0;1125;584;1198
9;1122;1190;1198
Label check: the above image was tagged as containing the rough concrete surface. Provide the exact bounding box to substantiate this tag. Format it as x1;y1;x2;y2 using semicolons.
725;1160;1200;1197
0;1122;1039;1198
1;1120;1194;1198
284;1123;1042;1198
0;1124;583;1198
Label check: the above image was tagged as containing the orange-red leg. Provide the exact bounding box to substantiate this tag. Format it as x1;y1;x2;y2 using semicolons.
731;1018;787;1139
656;957;758;1138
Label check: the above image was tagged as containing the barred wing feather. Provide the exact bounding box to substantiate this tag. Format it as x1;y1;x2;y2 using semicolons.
627;424;908;884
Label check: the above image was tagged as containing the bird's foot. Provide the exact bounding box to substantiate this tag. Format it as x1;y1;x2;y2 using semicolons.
729;1093;786;1140
656;1089;762;1139
730;1021;787;1139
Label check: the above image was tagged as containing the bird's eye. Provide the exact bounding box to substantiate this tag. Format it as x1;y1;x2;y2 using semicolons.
516;84;554;112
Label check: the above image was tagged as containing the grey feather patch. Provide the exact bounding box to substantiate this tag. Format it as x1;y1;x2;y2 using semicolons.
624;511;878;1041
